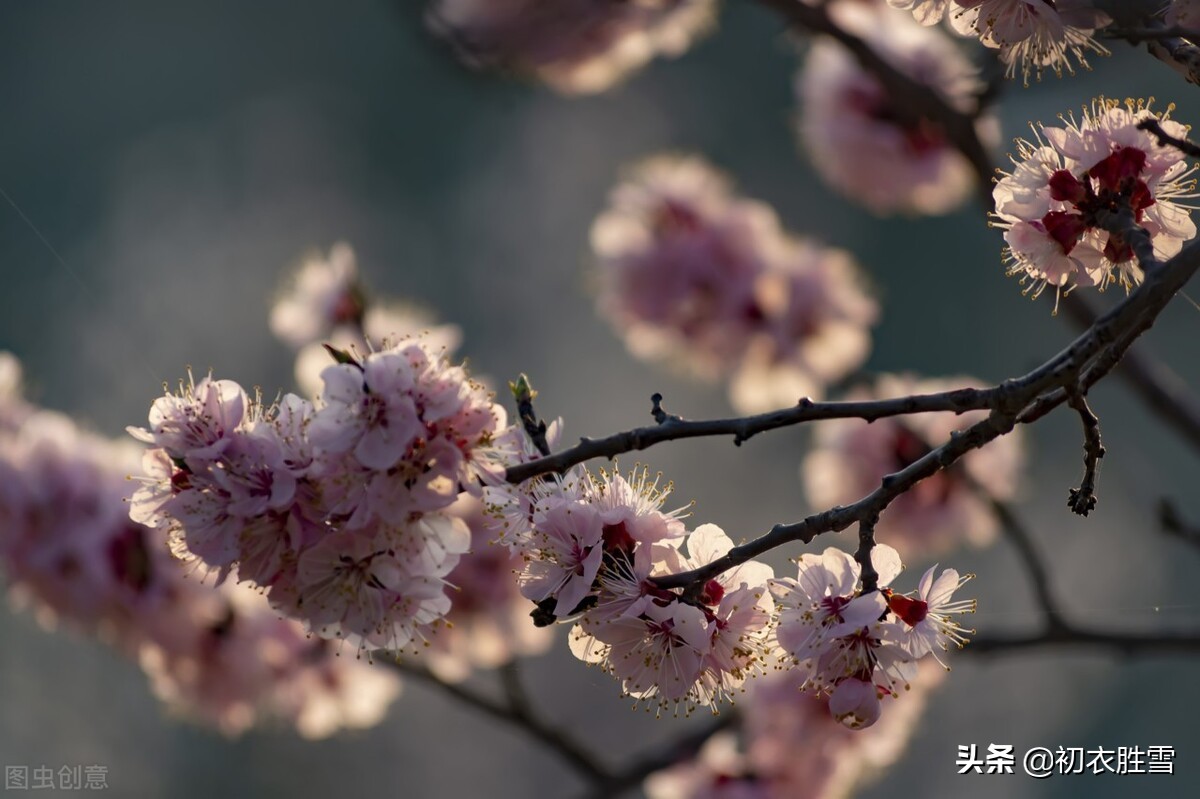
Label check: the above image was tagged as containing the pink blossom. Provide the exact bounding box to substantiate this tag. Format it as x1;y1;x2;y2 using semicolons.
729;241;877;413
994;98;1197;305
592;154;876;409
797;3;998;216
520;500;605;616
951;1;1111;84
0;363;401;738
127;371;246;464
888;564;976;660
427;0;717;95
269;242;362;348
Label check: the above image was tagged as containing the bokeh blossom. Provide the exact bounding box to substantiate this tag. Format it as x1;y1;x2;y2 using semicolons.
591;154;877;412
426;0;716;95
798;2;999;216
802;374;1023;561
643;647;946;798
994;98;1197;306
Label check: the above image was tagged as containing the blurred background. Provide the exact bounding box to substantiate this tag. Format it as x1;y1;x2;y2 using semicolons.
1;1;1198;797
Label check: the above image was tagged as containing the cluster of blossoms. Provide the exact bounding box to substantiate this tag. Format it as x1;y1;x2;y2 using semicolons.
799;1;999;216
487;458;777;717
994;98;1197;306
129;334;506;657
803;374;1023;560
426;0;716;94
591;154;878;413
888;0;1111;83
771;545;974;728
487;440;975;726
645;663;944;798
269;246;552;679
0;352;399;737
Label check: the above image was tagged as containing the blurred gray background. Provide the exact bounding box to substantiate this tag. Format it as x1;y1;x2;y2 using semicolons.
1;1;1198;797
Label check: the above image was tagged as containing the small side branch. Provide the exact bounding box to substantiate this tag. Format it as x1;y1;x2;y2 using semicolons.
853;512;880;593
581;714;736;799
511;373;552;458
393;661;611;785
1066;390;1105;517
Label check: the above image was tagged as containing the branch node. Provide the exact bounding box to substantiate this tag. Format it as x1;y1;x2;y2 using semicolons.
650;393;682;425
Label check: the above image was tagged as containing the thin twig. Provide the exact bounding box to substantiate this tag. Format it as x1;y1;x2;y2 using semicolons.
581;713;736;799
1066;390;1105;517
854;512;880;594
511;373;552;458
966;484;1069;631
392;661;611;784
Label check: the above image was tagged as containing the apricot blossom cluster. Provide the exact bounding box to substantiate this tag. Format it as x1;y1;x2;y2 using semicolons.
128;337;506;656
0;352;399;738
486;451;975;726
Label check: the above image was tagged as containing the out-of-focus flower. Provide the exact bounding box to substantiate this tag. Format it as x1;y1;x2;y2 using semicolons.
644;661;945;798
591;154;876;412
269;242;363;349
802;374;1023;560
797;3;998;216
1167;0;1200;29
426;0;717;95
994;98;1197;306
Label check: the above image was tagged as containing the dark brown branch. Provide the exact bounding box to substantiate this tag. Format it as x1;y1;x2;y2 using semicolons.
1066;390;1105;516
977;492;1069;631
581;714;736;799
652;237;1200;589
392;661;611;784
1136;117;1200;159
853;512;880;594
511;373;552;458
506;388;992;483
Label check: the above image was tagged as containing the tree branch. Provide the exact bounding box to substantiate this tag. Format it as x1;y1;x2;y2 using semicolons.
1066;390;1105;517
392;661;612;785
